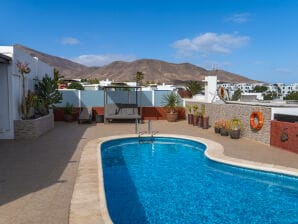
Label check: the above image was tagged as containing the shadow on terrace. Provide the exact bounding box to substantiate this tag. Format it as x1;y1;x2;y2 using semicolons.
0;122;90;206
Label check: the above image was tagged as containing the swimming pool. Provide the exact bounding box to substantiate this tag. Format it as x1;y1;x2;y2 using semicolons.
101;136;298;224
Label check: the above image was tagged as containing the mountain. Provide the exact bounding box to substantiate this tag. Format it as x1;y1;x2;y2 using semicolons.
15;44;256;83
14;44;97;78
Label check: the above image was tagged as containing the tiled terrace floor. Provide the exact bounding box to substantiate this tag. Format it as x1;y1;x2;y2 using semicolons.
0;120;298;224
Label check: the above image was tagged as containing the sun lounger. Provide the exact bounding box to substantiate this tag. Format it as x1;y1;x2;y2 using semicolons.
104;103;141;123
78;107;92;124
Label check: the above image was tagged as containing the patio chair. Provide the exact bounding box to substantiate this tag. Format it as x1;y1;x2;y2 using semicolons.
78;107;92;124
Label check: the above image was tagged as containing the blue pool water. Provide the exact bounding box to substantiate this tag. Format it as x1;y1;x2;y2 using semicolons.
101;137;298;224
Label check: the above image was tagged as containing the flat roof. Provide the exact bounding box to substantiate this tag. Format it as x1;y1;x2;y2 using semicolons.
103;85;142;89
0;53;11;64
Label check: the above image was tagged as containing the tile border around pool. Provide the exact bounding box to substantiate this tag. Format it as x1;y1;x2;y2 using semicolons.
69;134;298;224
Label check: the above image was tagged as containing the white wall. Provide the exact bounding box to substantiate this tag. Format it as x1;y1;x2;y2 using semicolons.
0;46;54;139
204;76;217;103
271;107;298;120
0;64;11;138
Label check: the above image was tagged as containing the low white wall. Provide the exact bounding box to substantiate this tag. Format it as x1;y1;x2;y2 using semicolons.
271;108;298;120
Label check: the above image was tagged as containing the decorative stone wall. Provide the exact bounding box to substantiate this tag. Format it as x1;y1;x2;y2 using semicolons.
186;102;272;145
14;113;54;139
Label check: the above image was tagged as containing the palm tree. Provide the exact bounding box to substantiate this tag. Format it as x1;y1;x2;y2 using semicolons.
162;92;181;113
186;80;202;96
135;71;144;85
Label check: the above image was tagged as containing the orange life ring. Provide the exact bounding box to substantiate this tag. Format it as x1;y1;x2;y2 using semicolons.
250;111;264;130
218;87;225;98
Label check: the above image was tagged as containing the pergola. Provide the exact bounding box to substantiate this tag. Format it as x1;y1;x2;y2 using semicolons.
103;85;142;123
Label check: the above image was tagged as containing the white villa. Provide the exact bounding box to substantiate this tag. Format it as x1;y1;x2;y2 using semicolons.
0;46;53;139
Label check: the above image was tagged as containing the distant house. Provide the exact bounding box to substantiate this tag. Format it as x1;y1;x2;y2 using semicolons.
0;46;53;139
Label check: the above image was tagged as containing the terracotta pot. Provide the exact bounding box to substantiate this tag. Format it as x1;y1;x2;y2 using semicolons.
166;112;178;122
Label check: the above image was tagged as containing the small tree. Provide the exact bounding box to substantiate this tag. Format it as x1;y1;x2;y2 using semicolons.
161;92;182;113
263;91;278;100
135;71;144;85
186;80;202;96
253;85;268;93
284;91;298;100
53;68;64;87
231;89;242;101
68;82;84;90
87;78;99;84
35;75;63;113
16;60;31;119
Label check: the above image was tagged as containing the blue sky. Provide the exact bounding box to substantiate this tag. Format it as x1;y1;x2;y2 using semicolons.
1;0;298;83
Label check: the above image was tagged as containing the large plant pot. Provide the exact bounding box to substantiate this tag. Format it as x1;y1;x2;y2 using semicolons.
187;114;194;124
166;112;178;122
220;128;229;136
202;116;209;129
230;129;241;139
196;115;201;127
187;114;193;124
214;127;220;134
193;115;198;126
64;114;74;122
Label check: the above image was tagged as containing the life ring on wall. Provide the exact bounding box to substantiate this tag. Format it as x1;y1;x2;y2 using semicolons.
250;111;264;130
218;87;225;99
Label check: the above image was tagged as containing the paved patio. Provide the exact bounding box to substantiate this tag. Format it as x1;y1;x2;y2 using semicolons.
1;120;298;224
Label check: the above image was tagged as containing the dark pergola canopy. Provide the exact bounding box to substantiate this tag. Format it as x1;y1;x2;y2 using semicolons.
0;53;11;64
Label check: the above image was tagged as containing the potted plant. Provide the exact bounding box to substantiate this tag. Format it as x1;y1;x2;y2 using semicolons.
162;92;182;122
185;104;193;124
201;104;209;129
35;75;63;114
192;104;199;126
214;121;221;133
63;102;76;122
220;119;230;136
229;117;243;139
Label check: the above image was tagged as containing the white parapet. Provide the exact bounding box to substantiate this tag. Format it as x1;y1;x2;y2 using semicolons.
203;76;217;103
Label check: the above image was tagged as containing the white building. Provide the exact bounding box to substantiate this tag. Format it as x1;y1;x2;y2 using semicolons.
0;46;53;139
203;76;218;103
99;79;113;87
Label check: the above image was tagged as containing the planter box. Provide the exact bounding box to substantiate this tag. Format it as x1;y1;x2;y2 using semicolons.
14;113;54;139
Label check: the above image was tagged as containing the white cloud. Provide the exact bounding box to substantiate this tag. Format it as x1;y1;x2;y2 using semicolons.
226;13;251;24
172;32;249;56
253;60;264;65
61;37;80;45
71;54;136;66
203;60;231;70
274;68;291;73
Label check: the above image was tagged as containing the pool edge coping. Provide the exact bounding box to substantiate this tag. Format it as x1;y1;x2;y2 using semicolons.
69;134;298;224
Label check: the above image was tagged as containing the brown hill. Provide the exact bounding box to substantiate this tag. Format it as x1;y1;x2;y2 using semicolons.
87;59;208;83
14;44;97;78
15;44;255;83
